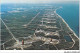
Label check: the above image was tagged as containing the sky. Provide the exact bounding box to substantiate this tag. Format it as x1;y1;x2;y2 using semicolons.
1;0;79;4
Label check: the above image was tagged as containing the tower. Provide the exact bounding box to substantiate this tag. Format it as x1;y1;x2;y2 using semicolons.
22;40;24;45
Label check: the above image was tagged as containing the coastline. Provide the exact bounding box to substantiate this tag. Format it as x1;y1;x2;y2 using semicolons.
54;10;79;39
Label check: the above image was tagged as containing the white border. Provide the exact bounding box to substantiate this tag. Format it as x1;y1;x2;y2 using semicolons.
0;50;80;53
79;0;80;50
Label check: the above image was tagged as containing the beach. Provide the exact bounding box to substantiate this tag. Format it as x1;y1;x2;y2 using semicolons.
54;10;79;39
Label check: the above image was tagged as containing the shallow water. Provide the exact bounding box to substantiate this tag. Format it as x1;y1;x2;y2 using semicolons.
56;3;79;37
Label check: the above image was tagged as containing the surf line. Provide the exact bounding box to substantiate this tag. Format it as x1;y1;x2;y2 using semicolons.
54;9;79;39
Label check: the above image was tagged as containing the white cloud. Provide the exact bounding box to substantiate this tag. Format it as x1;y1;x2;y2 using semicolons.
1;0;79;4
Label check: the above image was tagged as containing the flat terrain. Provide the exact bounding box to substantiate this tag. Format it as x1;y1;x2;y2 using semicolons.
1;5;79;50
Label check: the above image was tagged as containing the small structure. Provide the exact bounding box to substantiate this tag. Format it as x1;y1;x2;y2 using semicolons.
45;25;57;29
22;40;24;45
50;38;52;42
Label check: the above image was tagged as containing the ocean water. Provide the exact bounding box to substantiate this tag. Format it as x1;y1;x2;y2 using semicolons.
56;3;79;37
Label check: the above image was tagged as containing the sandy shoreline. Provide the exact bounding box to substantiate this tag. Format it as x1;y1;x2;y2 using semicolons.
54;10;79;39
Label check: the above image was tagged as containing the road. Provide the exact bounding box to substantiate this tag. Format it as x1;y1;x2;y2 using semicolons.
26;12;40;27
0;12;40;50
1;18;24;50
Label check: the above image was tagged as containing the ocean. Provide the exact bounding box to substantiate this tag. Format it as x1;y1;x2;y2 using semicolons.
1;2;79;37
56;3;79;37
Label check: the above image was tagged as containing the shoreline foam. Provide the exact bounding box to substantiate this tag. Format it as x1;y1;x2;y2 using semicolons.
54;10;79;39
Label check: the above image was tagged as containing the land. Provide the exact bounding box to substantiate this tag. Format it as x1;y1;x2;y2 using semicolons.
1;5;79;50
